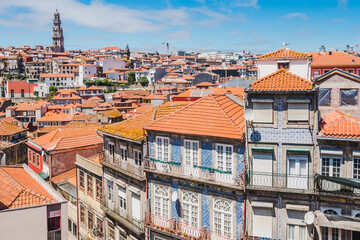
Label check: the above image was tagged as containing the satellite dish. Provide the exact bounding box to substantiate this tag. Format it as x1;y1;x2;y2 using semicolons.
172;191;178;201
244;109;255;121
304;211;315;225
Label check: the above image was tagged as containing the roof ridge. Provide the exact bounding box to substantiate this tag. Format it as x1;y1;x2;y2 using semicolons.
211;95;244;135
144;95;210;129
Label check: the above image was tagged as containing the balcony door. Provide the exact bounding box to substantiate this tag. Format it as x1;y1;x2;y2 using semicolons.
252;152;273;187
287;155;308;189
156;136;170;171
184;140;199;177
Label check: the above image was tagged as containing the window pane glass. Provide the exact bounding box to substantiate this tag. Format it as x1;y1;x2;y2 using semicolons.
341;89;358;106
319;89;331;106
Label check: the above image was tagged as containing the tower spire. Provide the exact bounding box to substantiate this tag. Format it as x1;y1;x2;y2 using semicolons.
52;9;64;52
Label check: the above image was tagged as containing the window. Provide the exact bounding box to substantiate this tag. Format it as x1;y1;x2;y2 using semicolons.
287;224;306;240
21;89;24;98
319;89;331;106
216;144;233;173
107;181;114;202
97;217;103;233
68;219;72;233
287;155;308;189
118;186;126;210
322;157;341;177
88;211;94;230
87;175;93;195
72;222;77;236
154;185;169;218
96;179;102;200
11;90;14;98
341;89;358;106
287;102;309;123
321;227;340;240
358;70;360;76
133;150;142;166
213;199;232;238
324;70;330;74
120;145;127;161
278;62;289;69
80;205;85;224
184;140;199;168
313;70;321;77
108;142;114;162
348;69;354;74
36;154;40;168
182;192;199;227
79;170;85;189
156;136;170;162
253;101;273;123
108;222;115;240
354;158;360;179
323;209;338;216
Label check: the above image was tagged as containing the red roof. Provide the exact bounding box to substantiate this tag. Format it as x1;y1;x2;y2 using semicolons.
249;68;313;91
144;94;245;140
320;110;360;139
41;73;74;78
258;48;310;60
7;81;37;94
311;53;360;67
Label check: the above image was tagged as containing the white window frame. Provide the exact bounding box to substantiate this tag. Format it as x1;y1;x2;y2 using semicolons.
215;144;233;173
213;198;233;238
353;157;360;179
118;185;127;210
287;101;310;123
120;145;127;161
182;191;199;227
154;185;170;218
184;140;200;167
321;227;342;240
252;100;273;124
287;224;306;240
321;156;342;177
287;154;309;189
156;136;170;162
133;149;142;166
108;142;114;163
107;181;114;202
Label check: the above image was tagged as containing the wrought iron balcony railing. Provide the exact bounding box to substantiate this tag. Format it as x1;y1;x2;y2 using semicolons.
144;157;243;187
245;170;314;192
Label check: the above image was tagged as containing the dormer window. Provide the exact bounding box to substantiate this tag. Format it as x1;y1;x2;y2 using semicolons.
277;62;289;70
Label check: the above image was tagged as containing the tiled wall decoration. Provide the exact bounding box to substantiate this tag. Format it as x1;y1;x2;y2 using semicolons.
149;135;154;159
172;181;179;220
277;197;282;239
172;138;181;164
202;142;213;172
236;146;245;178
236;195;244;239
202;189;210;230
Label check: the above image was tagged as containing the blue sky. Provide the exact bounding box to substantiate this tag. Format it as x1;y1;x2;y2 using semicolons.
0;0;358;53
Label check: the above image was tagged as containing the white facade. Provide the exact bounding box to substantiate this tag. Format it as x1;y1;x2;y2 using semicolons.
79;65;97;86
42;74;77;89
256;59;311;80
33;83;50;98
98;59;125;72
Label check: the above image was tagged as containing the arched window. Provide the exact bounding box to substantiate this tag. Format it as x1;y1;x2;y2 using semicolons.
154;185;169;218
323;209;338;216
354;213;360;219
182;192;199;227
182;192;198;204
155;185;169;197
213;199;232;238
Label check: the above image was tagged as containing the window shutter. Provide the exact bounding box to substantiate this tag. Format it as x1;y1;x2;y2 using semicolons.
288;103;309;121
253;102;273;123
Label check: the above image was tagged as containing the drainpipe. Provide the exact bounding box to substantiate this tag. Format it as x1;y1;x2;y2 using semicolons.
243;94;249;238
75;164;80;240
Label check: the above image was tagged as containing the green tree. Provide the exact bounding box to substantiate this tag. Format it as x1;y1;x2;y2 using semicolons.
127;72;136;85
139;76;149;87
33;91;39;97
49;85;58;93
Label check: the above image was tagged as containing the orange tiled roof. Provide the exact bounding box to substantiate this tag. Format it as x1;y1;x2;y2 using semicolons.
311;53;360;67
101;109;122;118
249;68;313;91
144;94;245;140
0;121;25;136
50;168;76;185
320;110;360;139
258;48;310;60
99;104;186;142
0;165;55;210
37;111;71;122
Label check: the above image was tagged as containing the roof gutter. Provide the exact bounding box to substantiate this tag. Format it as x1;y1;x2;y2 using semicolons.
317;136;360;142
98;130;143;144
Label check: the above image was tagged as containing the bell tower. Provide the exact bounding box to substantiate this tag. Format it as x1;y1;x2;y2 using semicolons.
52;9;64;52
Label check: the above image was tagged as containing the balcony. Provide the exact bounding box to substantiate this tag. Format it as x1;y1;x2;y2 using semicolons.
102;153;145;181
145;213;234;240
245;171;314;193
144;157;243;189
315;174;360;198
102;198;145;235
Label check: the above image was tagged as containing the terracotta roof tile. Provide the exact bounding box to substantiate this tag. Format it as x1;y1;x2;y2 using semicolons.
0;121;25;136
249;68;313;91
311;53;360;67
258;48;310;60
0;166;55;209
50;168;76;185
37;111;71;122
320;110;360;139
144;94;245;140
99;105;186;142
101;109;122;118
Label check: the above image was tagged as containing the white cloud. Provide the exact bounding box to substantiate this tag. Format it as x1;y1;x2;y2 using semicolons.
233;0;259;8
282;12;308;20
338;0;349;6
162;31;191;40
229;30;242;36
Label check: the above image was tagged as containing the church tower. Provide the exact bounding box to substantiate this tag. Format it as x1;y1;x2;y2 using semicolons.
52;9;64;52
